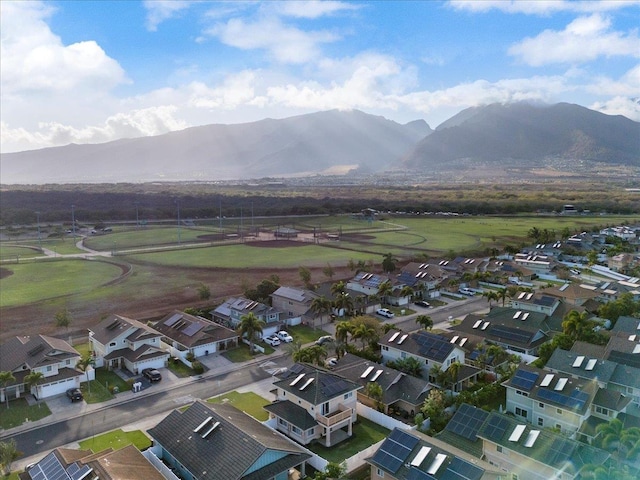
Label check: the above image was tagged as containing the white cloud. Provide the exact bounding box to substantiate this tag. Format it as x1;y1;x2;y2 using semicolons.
272;1;361;19
188;71;267;109
508;14;640;66
590;96;640;121
0;1;126;95
204;16;339;64
143;0;192;31
449;0;640;15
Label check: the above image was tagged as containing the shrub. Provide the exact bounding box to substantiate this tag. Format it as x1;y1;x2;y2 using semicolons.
192;361;204;374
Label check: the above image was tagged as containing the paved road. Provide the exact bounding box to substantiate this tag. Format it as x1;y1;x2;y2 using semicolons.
3;356;292;460
387;295;487;332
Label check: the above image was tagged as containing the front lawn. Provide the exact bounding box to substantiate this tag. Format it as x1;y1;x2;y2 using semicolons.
94;368;130;393
207;391;270;421
0;398;51;430
81;368;132;403
167;357;200;377
222;343;274;362
308;416;390;463
78;428;151;452
288;325;331;344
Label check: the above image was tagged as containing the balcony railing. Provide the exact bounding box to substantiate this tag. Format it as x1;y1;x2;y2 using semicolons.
316;404;352;427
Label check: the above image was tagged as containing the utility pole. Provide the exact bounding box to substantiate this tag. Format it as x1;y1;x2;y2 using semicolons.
71;204;76;242
134;201;139;227
175;198;181;245
36;211;42;250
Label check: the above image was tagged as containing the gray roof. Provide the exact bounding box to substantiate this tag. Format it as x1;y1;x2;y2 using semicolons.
148;401;310;480
264;400;318;430
274;363;361;406
477;411;609;472
103;343;168;364
611;315;640;334
89;314;161;346
331;353;432;408
610;363;640;390
380;330;459;363
0;335;80;378
545;348;616;384
271;286;319;304
153;311;238;348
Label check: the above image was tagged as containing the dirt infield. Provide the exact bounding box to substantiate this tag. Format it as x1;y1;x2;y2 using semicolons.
245;240;306;248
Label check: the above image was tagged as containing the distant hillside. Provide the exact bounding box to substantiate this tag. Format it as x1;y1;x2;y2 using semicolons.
1;110;431;184
403;102;640;171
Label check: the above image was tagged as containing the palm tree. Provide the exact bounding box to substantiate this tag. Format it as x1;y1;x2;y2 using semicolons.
330;281;346;297
446;362;462;391
483;290;499;307
377;280;393;306
352;323;376;349
76;353;95;393
24;371;44;400
562;310;591;340
333;292;354;317
415;315;433;331
498;288;508;306
310;296;332;329
381;253;398;273
365;382;384;411
237;312;265;355
399;285;414;301
0;371;15;409
0;439;22;476
382;323;400;334
335;321;354;346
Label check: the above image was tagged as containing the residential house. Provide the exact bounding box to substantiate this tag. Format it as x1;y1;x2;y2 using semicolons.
330;353;432;417
148;400;311;480
477;409;609;480
451;307;549;355
270;286;321;326
88;314;169;374
0;335;82;401
368;427;499;480
211;297;282;337
347;272;412;306
379;330;471;388
540;282;599;307
398;261;447;297
513;253;558;276
154;311;238;361
503;364;612;436
600;226;637;241
608;253;636;273
264;362;361;447
20;445;166;480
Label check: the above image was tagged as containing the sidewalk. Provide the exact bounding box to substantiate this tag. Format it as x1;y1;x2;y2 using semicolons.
3;351;288;472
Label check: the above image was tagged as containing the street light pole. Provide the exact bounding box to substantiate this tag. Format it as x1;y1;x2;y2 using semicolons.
175;199;181;244
36;211;42;250
71;204;76;242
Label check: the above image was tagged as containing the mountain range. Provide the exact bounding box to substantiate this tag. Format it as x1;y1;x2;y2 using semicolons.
2;102;638;184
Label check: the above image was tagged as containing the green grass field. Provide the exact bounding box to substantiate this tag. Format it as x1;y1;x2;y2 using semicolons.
78;428;151;452
207;391;270;421
0;259;125;308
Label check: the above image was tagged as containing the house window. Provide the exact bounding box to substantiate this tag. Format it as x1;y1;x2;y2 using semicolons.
46;366;52;372
377;468;385;477
497;445;503;453
515;407;528;418
557;408;563;415
538;402;544;408
278;418;287;426
595;406;609;415
344;392;352;400
308;427;315;435
109;342;116;347
538;418;544;427
291;425;302;435
288;311;294;317
382;346;388;351
515;390;529;397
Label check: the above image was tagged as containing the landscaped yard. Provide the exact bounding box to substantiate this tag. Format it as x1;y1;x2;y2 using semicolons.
288;324;332;344
307;416;390;463
222;342;275;362
207;391;270;421
0;397;51;430
167;357;200;377
81;368;132;403
78;428;151;452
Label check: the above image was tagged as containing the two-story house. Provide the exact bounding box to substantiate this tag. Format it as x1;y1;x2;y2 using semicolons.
368;427;498;480
0;335;82;401
330;353;432;417
212;297;282;338
148;400;311;480
88;314;169;374
154;311;238;362
397;262;447;298
270;286;321;326
379;330;468;386
347;272;411;306
264;362;361;447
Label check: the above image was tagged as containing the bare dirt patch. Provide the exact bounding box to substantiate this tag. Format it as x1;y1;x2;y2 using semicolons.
245;240;306;248
0;267;14;279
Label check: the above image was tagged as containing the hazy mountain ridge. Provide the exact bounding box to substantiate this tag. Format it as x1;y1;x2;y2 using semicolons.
403;102;639;170
1;103;638;184
1;110;431;184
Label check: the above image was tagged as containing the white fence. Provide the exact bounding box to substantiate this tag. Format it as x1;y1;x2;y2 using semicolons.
143;446;181;480
356;403;413;431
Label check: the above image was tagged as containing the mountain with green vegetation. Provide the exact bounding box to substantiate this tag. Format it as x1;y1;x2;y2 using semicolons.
402;102;639;171
1;109;430;184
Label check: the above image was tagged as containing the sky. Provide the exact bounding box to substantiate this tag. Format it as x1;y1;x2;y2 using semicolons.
1;0;639;153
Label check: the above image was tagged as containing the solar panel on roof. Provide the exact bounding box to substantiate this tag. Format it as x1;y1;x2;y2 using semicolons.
182;322;204;337
573;356;585;368
511;369;539;391
445;403;489;440
537;388;589;411
524;430;541;448
585;359;597;371
545;437;573;466
164;313;182;326
372;429;419;473
442;457;485;480
554;378;568;391
70;466;92;480
491;326;531;344
482;415;510;442
427;453;447;475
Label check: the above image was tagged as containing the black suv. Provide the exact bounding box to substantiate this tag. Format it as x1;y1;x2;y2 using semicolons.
66;388;83;402
142;368;162;382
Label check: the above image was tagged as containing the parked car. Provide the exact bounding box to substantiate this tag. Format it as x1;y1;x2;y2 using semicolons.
66;388;83;402
142;368;162;382
276;330;293;343
414;300;430;308
459;287;475;296
264;335;281;346
315;335;334;346
326;357;338;368
376;308;395;318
